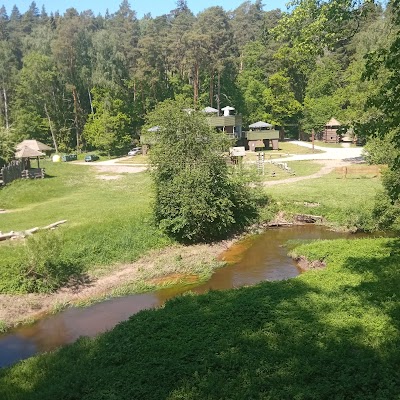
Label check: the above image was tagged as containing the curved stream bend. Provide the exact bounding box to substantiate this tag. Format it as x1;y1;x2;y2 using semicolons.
0;226;365;368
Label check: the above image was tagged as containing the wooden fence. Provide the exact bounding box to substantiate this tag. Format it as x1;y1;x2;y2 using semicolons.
0;160;25;186
335;165;384;179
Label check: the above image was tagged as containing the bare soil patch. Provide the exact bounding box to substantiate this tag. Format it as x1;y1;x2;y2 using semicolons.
295;256;326;272
0;240;233;328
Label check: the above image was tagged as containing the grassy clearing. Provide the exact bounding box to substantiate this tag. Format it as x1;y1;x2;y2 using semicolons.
1;237;398;399
0;161;172;293
0;158;383;295
245;144;323;163
265;168;383;230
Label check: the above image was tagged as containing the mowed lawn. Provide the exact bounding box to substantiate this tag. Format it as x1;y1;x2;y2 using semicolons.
0;237;398;399
0;162;172;293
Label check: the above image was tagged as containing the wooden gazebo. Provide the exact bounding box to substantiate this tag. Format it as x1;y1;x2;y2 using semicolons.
16;140;53;154
14;146;45;179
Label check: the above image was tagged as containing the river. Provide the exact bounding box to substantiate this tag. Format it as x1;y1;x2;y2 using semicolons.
0;225;372;368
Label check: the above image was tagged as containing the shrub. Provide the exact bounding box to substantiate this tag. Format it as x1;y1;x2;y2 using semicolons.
147;100;262;243
20;231;80;293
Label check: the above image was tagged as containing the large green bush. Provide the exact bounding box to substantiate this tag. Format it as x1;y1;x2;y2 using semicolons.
147;100;261;243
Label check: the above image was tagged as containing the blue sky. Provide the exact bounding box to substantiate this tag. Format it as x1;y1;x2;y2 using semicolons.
0;0;289;17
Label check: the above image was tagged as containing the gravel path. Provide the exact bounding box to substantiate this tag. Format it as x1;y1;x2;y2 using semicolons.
261;141;364;186
263;160;349;186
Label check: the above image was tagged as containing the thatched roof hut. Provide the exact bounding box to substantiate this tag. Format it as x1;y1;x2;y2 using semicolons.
15;146;45;168
16;140;53;152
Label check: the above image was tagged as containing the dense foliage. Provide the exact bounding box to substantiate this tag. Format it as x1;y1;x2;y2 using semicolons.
361;0;400;229
0;0;390;150
147;100;261;243
1;237;399;399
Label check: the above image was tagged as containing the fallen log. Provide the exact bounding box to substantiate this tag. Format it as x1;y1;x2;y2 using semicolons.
0;221;67;241
0;231;16;241
294;214;323;223
42;220;67;230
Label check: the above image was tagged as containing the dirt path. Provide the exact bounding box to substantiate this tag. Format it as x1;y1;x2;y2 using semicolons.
263;160;350;186
0;240;233;328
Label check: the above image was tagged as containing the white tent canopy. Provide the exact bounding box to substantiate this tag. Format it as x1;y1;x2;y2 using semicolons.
249;121;273;129
147;126;160;132
202;106;219;113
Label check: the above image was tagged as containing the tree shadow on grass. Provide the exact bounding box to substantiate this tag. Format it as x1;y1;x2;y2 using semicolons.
1;244;399;399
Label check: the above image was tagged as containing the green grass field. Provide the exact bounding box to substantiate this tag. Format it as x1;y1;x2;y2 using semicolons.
1;236;398;399
0;161;172;293
266;168;383;230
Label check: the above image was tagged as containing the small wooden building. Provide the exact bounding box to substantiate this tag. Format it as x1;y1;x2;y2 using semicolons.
247;121;280;150
323;118;341;143
206;106;243;140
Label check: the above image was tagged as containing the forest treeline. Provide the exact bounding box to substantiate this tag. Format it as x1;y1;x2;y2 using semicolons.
0;0;393;156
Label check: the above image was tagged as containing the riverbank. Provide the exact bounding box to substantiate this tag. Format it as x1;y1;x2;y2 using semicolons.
0;213;351;332
0;239;234;331
0;155;384;330
1;236;398;399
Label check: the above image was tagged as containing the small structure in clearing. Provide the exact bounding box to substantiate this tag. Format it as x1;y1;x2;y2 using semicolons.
323;118;341;143
206;106;243;140
247;121;280;151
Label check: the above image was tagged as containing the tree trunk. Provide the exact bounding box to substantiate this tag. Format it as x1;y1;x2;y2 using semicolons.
72;86;80;152
209;70;214;108
193;63;199;106
217;71;221;115
88;88;94;115
3;87;9;129
44;103;58;153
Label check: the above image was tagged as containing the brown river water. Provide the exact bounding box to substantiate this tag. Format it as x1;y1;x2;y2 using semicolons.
0;226;375;368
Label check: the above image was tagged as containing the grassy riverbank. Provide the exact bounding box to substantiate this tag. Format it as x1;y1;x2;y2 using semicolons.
1;236;398;399
266;165;383;230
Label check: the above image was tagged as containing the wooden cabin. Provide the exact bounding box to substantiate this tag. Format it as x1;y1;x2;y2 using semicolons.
206;106;243;140
323;118;341;143
246;121;280;151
